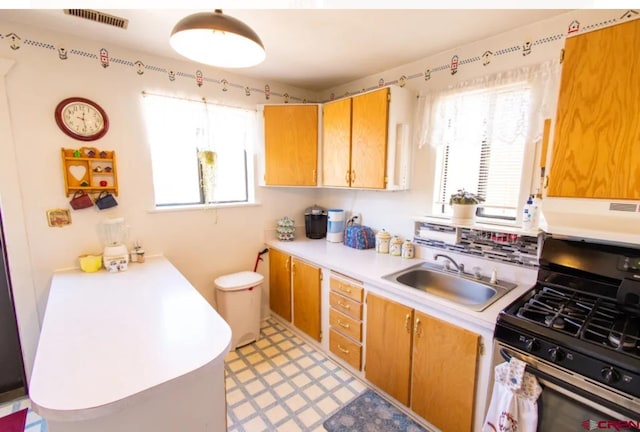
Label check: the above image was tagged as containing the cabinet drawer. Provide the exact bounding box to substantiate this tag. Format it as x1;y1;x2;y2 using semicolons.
330;277;364;302
329;328;362;371
329;308;362;342
329;291;363;320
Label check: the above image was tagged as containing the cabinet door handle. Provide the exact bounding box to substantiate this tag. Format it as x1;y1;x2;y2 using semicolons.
337;301;351;310
337;344;350;354
351;170;356;184
285;257;290;272
404;314;411;333
414;318;422;337
345;170;350;184
338;284;352;294
337;319;350;329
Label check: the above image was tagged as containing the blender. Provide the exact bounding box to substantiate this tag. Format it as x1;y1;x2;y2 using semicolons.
99;217;129;272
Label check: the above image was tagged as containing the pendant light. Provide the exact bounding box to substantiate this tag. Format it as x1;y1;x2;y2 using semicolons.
170;9;265;68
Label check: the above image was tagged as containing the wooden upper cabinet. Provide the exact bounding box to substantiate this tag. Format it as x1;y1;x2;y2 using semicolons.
292;258;321;342
548;19;640;199
322;98;352;187
410;312;479;432
364;292;413;405
268;248;291;322
351;88;390;189
264;105;319;186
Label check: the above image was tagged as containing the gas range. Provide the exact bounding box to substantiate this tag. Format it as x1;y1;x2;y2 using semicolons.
494;236;640;420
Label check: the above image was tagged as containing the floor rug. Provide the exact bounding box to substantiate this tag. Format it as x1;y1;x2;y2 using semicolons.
323;389;427;432
0;408;27;432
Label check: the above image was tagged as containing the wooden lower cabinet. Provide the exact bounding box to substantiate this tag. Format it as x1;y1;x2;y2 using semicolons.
268;249;291;321
365;293;479;432
364;293;413;405
411;312;479;432
292;258;321;341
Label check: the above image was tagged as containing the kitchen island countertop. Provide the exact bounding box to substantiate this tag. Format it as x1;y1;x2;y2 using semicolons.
30;256;231;428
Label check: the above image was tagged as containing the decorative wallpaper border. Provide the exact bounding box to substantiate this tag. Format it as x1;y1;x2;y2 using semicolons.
1;10;637;104
325;10;639;102
414;222;540;268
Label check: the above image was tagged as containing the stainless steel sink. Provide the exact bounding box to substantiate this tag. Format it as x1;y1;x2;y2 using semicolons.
382;262;517;311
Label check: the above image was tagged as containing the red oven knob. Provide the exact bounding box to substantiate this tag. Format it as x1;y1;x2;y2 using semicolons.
525;338;540;352
548;347;565;362
600;367;619;384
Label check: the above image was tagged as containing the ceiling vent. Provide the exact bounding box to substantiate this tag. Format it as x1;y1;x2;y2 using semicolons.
64;9;129;30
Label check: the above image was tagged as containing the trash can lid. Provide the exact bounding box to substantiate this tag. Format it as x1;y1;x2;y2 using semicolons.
215;271;264;291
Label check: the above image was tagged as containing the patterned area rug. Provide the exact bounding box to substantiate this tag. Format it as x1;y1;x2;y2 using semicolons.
323;389;427;432
0;408;28;432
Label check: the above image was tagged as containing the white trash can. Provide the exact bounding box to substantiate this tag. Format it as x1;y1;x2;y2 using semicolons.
214;271;264;350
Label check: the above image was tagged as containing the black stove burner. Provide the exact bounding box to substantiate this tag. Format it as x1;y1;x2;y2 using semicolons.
545;315;566;329
516;286;591;336
607;318;639;351
513;283;640;358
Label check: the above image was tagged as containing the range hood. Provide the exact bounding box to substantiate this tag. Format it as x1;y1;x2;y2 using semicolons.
539;197;640;247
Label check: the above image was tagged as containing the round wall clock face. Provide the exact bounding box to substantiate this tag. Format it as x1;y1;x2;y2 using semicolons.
55;97;109;141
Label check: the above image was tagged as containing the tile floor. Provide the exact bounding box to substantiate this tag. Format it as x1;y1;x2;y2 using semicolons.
226;318;368;431
0;317;369;432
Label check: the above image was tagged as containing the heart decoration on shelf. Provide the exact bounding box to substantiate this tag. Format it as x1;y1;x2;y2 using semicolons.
68;165;87;182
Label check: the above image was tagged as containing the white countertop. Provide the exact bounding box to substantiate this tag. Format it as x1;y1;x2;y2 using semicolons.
266;237;537;331
30;256;231;421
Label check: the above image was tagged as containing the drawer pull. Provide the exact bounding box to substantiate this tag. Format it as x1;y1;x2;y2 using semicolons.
337;344;350;354
337;301;351;310
337;319;350;329
338;284;352;294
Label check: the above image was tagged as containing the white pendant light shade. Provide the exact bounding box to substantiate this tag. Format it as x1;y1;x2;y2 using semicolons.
170;10;265;68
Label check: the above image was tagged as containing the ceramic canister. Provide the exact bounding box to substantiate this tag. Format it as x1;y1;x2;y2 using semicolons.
390;236;402;256
375;229;391;254
402;240;415;259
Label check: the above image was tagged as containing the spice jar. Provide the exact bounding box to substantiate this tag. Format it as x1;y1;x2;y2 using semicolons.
375;229;391;254
390;236;402;256
401;240;415;259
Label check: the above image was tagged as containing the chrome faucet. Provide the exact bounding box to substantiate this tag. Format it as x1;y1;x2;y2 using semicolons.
434;253;465;274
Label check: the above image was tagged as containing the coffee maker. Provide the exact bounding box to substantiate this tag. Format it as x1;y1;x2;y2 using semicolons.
304;205;327;239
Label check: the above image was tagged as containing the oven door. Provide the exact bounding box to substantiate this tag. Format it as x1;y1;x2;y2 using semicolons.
495;342;638;431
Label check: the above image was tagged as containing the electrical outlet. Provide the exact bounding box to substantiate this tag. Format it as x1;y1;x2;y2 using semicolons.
350;212;362;224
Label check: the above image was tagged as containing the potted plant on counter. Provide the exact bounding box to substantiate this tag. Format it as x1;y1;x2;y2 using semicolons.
449;189;484;224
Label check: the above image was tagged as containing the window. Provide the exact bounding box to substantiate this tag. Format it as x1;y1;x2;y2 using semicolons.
421;61;560;223
141;94;256;207
432;83;532;220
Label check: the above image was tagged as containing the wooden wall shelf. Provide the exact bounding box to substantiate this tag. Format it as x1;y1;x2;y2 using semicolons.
61;147;118;197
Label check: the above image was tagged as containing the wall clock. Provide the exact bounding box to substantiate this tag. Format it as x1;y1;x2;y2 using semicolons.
55;97;109;141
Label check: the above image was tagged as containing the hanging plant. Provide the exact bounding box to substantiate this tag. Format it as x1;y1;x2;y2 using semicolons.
198;150;217;202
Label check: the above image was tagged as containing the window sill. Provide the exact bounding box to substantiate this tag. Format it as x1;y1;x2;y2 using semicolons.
413;215;540;237
148;201;261;214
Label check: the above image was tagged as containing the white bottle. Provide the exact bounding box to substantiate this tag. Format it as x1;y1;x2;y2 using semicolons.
522;195;535;230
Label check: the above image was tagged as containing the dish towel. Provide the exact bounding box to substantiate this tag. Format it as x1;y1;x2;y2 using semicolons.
483;357;542;432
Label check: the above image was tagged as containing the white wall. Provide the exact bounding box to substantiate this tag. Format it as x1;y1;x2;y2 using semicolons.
314;9;626;240
0;20;320;380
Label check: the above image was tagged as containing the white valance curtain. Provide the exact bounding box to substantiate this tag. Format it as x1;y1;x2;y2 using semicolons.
416;60;562;151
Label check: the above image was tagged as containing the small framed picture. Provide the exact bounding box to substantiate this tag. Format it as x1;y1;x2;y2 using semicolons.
47;208;72;228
